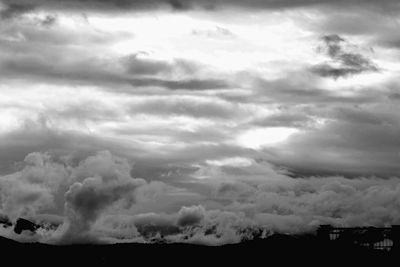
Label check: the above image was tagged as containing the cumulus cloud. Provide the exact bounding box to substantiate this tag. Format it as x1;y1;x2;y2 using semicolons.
0;151;167;243
2;151;400;245
58;151;147;243
0;152;67;221
97;205;256;245
177;205;205;227
96;173;400;244
61;176;145;242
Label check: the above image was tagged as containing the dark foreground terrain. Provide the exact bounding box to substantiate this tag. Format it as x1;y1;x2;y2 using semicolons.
0;234;398;266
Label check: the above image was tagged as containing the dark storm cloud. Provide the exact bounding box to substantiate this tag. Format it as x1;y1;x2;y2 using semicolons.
218;0;400;11
242;67;400;177
122;54;200;76
40;14;57;26
124;54;173;76
128;97;239;119
251;112;313;128
128;77;230;91
0;23;131;86
253;75;381;104
2;0;400;13
267;104;400;177
0;0;174;13
311;34;379;78
1;61;210;93
0;51;229;91
0;25;229;91
0;3;35;19
0;56;126;86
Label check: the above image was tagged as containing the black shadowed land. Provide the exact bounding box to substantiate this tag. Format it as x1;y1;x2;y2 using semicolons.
0;219;399;265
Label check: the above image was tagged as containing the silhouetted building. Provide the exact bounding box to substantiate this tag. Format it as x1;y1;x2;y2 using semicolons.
391;225;400;252
317;225;400;252
317;225;332;242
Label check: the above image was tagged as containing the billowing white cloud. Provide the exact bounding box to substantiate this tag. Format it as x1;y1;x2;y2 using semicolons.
1;151;400;245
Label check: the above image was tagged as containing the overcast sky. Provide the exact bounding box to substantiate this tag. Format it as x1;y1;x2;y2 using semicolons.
1;0;400;244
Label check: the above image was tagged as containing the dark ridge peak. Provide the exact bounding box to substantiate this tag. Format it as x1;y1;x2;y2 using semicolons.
14;218;39;234
0;235;20;245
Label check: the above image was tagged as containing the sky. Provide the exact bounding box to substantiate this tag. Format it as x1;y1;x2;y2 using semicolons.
1;0;400;245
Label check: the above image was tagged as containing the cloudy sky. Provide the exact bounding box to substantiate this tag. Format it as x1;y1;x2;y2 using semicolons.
1;0;400;244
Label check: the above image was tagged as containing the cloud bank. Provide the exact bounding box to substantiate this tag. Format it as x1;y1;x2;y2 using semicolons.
1;151;400;245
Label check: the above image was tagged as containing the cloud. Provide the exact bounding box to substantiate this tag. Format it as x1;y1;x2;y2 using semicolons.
128;77;230;91
97;206;256;244
55;151;146;242
0;21;227;91
97;173;400;244
265;103;400;177
2;151;400;245
0;150;145;243
1;0;400;247
39;14;57;26
310;34;379;78
191;26;235;39
0;178;54;221
177;205;205;227
0;152;68;221
61;175;145;242
128;96;239;119
300;8;400;51
0;3;35;20
0;150;212;243
2;0;400;13
252;73;380;104
251;112;313;128
122;54;200;77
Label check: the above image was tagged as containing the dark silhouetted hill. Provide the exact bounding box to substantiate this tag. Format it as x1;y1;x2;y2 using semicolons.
0;233;395;266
